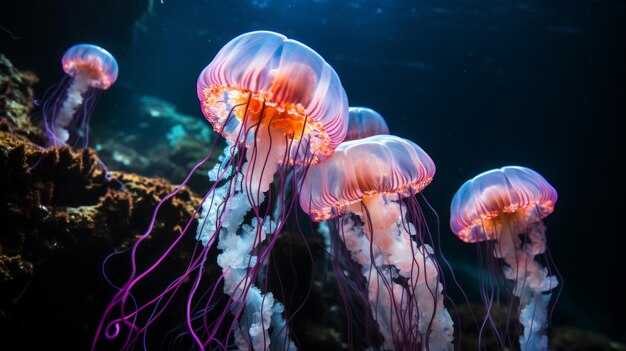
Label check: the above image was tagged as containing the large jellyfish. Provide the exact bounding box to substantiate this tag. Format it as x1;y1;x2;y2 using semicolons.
94;31;348;350
41;43;118;147
450;166;559;351
345;106;389;141
300;134;454;350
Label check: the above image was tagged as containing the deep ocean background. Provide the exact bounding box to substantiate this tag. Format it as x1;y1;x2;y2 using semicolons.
2;0;625;345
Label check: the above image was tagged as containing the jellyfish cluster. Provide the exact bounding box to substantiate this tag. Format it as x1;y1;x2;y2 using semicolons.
85;31;560;351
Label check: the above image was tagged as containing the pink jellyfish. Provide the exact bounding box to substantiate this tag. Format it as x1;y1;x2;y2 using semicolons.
450;166;559;351
300;134;454;350
42;43;118;147
345;106;390;141
94;31;348;350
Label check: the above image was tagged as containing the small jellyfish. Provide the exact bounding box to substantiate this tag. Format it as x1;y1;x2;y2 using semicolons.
450;166;559;351
94;31;348;350
300;134;454;350
345;106;390;141
42;43;118;147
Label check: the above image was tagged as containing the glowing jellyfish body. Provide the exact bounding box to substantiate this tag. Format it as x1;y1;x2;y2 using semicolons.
450;166;559;351
345;106;390;141
300;135;454;350
42;44;118;147
197;30;347;166
95;31;348;351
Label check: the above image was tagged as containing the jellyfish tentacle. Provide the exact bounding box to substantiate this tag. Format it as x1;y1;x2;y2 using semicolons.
197;134;295;351
497;221;557;351
51;71;90;144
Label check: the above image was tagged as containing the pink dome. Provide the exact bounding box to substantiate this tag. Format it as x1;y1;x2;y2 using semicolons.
197;31;349;165
450;166;558;243
300;135;436;221
62;44;118;90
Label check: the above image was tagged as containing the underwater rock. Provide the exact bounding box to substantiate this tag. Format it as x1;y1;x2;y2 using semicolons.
0;55;207;348
0;54;41;143
0;127;203;347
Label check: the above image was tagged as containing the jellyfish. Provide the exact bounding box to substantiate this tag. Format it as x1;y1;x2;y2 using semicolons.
345;106;390;141
41;43;118;148
300;134;454;350
450;166;559;351
94;31;348;350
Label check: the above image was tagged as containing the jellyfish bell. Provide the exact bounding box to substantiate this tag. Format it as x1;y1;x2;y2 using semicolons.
450;166;559;351
42;43;118;147
450;166;557;244
300;134;454;350
62;44;119;90
300;134;435;223
345;106;390;141
197;30;348;167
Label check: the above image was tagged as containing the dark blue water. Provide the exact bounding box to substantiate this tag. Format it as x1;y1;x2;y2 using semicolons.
3;0;624;344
